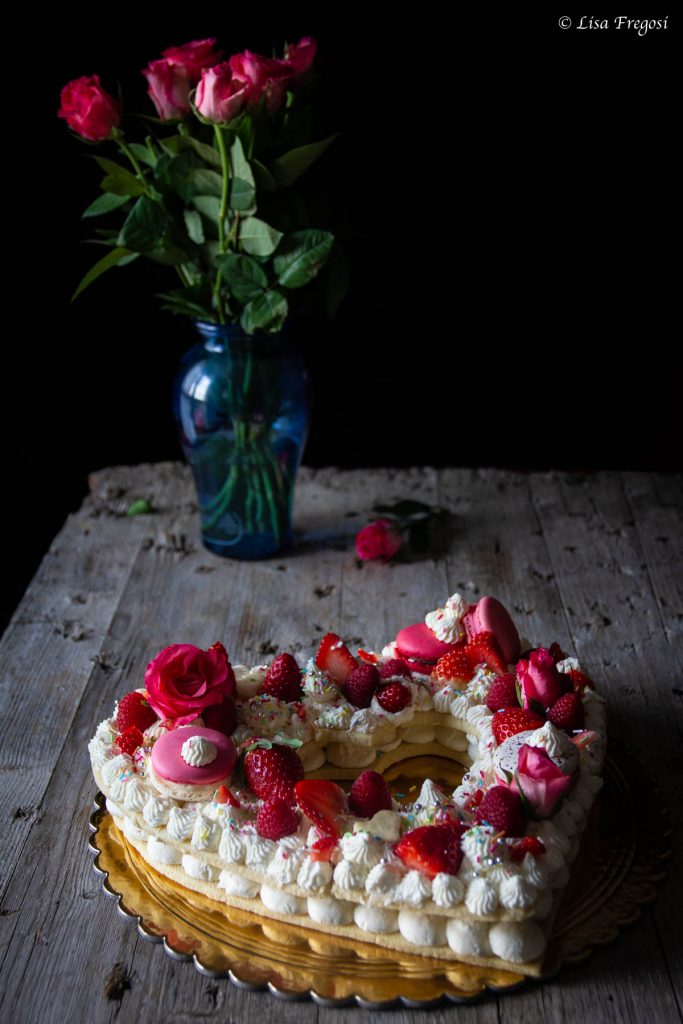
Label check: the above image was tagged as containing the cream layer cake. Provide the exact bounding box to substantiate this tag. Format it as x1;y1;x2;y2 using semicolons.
88;593;606;976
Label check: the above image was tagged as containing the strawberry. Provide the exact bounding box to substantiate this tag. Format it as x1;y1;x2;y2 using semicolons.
203;697;237;735
262;653;303;703
568;668;594;694
464;631;508;675
348;770;392;818
509;836;546;862
114;725;144;755
343;663;380;708
315;632;357;684
433;649;475;685
475;786;525;837
214;785;240;807
294;779;348;837
357;648;379;664
547;692;586;733
379;658;412;680
486;673;520;712
116;691;157;734
376;682;412;713
464;788;485;813
310;836;337;861
256;798;299;840
492;707;545;745
243;743;304;801
394;823;465;878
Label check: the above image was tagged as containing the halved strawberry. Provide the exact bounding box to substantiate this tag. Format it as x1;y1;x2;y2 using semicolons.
357;648;379;664
568;668;594;694
433;649;475;685
310;836;337;861
294;779;348;837
464;631;508;675
492;707;545;745
315;633;358;684
214;785;241;807
509;836;546;862
394;822;465;878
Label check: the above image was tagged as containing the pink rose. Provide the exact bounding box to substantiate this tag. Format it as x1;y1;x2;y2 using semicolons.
355;519;403;562
511;744;573;818
229;50;295;113
144;642;236;725
143;38;222;120
58;75;121;142
516;647;562;711
195;63;250;124
161;38;223;80
284;36;317;83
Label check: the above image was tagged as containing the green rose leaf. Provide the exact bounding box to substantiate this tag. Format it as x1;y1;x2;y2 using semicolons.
187;167;224;197
252;159;277;192
192;195;222;221
215;252;267;303
269;134;338;188
117;196;168;252
184;209;205;245
230;136;255;186
129;142;158;168
71;246;138;301
163;134;222;169
239;217;283;257
241;289;288;334
228;138;256;212
158;284;215;320
82;193;130;218
274;229;334;289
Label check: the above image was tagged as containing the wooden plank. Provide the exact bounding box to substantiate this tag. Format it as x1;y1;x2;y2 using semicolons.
622;472;683;1010
518;470;681;1022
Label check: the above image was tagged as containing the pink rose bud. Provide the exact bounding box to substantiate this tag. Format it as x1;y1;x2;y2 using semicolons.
195;63;250;124
58;75;121;142
229;50;295;113
284;36;318;82
511;744;574;818
355;519;403;562
144;642;236;725
516;647;562;711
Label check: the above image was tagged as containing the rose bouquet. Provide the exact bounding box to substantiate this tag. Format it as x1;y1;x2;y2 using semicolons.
59;37;340;558
58;36;337;331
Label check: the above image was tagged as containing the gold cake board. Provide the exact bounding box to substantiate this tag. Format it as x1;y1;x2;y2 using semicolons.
88;740;670;1007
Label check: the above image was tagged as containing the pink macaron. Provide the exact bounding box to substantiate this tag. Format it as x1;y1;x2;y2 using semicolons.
463;596;521;664
151;726;236;791
395;622;459;670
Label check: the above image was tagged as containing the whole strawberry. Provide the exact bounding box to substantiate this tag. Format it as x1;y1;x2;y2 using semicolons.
116;691;157;733
492;707;545;745
256;798;299;840
344;663;380;708
243;743;304;801
486;673;519;712
376;682;412;713
547;692;585;733
434;649;474;685
262;653;303;703
475;785;525;837
348;770;392;817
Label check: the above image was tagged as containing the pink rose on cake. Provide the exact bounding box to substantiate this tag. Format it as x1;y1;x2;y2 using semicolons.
516;647;562;711
144;641;236;725
511;744;573;818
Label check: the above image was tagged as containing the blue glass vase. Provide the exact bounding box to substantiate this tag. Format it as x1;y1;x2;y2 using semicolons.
173;321;310;559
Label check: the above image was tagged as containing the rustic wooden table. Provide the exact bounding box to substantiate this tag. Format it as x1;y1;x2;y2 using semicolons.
1;464;681;1024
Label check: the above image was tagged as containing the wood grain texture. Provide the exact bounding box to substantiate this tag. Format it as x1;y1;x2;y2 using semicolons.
0;464;680;1024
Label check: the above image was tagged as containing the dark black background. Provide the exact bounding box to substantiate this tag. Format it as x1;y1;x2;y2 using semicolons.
4;11;677;629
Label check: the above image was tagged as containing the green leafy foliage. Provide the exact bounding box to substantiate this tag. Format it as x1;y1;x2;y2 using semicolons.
269;135;338;187
117;196;189;265
215;253;267;303
82;193;130;218
274;229;334;289
239;217;283;257
240;289;288;334
71;247;138;301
